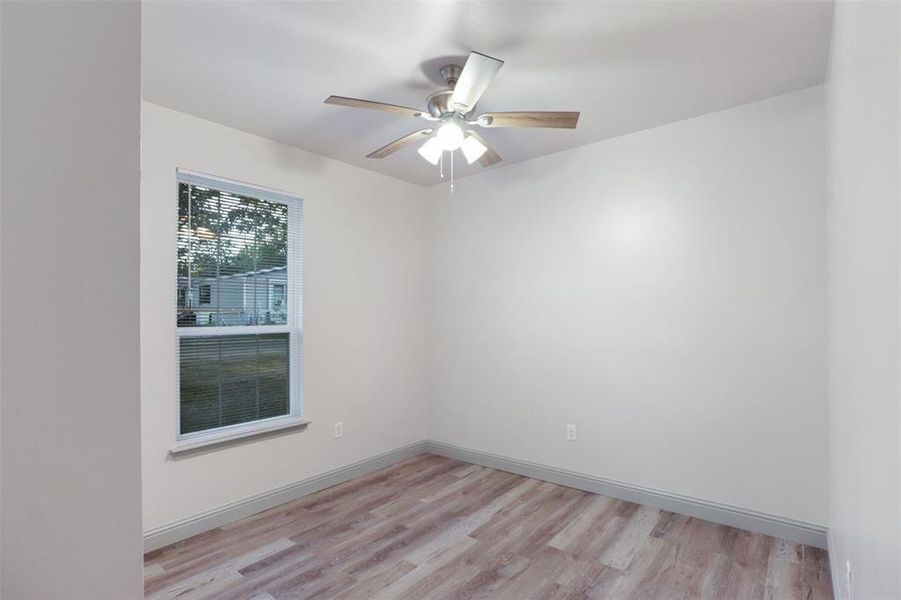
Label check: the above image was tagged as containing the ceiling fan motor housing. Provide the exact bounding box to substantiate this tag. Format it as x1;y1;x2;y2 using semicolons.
426;90;453;118
428;64;472;118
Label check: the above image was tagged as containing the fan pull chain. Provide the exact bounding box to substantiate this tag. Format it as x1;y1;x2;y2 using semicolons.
439;152;444;179
450;150;455;194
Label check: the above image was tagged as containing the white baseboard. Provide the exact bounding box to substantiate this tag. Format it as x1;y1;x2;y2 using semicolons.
424;440;828;549
143;440;429;553
144;438;827;553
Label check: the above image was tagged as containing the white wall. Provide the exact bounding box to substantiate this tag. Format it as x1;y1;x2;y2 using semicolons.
428;86;828;527
141;103;429;532
826;2;901;599
0;2;144;597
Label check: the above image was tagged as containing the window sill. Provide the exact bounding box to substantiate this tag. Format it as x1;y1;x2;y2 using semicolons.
170;416;310;455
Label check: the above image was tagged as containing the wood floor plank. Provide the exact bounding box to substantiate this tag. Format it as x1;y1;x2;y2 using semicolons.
147;538;296;598
599;504;661;570
145;454;832;599
374;536;479;599
548;494;613;551
330;560;416;599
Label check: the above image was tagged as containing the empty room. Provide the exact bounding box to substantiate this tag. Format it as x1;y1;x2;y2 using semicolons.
1;1;899;598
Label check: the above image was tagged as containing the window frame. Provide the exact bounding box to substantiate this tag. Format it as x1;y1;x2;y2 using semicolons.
197;283;211;305
270;282;286;312
173;170;305;453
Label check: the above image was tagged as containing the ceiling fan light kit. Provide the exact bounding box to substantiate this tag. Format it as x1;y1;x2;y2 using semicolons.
324;50;580;190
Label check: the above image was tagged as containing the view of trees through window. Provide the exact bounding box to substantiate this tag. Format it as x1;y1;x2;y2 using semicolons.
177;183;288;326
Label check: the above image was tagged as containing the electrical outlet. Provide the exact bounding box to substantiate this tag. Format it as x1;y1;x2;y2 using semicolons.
566;424;577;441
846;561;852;599
334;422;344;439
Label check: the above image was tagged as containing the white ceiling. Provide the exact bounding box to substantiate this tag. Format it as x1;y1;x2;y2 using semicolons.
142;1;833;187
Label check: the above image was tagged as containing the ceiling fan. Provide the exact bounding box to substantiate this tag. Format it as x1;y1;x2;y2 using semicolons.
324;51;580;172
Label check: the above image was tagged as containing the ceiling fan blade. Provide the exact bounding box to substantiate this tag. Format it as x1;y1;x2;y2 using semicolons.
467;130;502;167
325;95;426;119
366;129;434;159
450;51;504;114
477;111;580;129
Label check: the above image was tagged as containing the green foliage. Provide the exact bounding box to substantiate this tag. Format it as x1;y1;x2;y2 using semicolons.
178;183;287;280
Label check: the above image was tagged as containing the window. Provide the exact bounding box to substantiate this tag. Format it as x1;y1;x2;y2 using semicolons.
176;171;303;448
271;283;286;309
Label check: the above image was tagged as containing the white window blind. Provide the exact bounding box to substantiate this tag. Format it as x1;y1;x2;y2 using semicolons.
176;171;302;441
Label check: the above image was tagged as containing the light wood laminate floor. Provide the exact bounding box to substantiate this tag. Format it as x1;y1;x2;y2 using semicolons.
144;454;832;599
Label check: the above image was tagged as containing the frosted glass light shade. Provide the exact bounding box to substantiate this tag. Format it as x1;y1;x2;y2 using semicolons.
436;121;465;150
417;136;443;165
461;135;488;164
